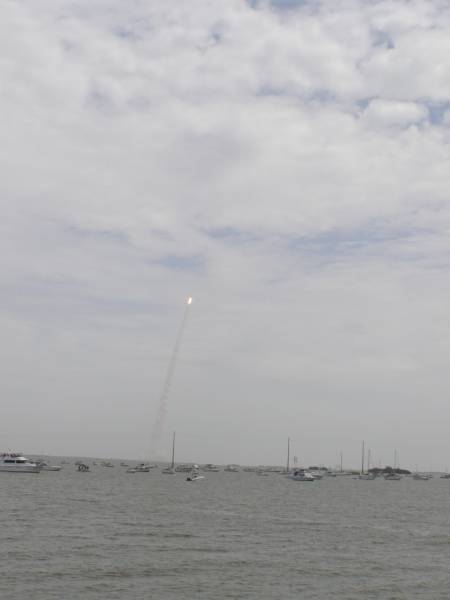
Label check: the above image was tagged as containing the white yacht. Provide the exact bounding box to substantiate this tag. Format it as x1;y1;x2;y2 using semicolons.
287;469;315;482
0;453;40;473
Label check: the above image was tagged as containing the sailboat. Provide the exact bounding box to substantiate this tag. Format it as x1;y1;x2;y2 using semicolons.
162;432;176;474
358;441;376;480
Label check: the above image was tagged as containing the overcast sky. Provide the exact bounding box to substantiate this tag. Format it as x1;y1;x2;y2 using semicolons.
2;0;450;469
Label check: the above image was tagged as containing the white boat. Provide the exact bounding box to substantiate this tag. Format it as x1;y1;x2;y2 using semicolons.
384;472;402;480
162;431;176;474
37;461;62;472
440;473;450;479
287;469;315;482
309;469;325;480
224;464;239;472
0;453;40;473
413;473;431;480
134;463;150;472
186;470;205;482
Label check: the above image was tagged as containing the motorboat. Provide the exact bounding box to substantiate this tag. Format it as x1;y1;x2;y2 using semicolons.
36;460;62;471
287;469;315;482
0;453;40;473
413;473;431;480
224;465;239;472
384;472;402;480
186;470;204;482
440;473;450;479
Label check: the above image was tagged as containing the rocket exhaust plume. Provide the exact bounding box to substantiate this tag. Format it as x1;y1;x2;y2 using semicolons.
150;297;193;458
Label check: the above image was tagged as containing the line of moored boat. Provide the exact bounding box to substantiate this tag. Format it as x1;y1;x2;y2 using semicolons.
2;452;450;480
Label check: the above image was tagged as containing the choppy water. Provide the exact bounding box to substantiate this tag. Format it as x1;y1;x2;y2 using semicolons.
1;463;449;599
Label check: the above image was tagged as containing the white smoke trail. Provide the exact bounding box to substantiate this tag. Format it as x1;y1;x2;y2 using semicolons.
150;297;192;459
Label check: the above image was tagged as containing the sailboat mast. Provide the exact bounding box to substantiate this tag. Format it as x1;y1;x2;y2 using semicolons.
171;431;176;470
361;441;365;475
286;437;290;473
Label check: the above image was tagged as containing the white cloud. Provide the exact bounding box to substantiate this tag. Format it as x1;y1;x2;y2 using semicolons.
1;0;450;466
362;99;428;127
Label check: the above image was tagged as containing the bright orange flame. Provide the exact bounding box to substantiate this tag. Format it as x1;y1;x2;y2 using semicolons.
187;297;193;305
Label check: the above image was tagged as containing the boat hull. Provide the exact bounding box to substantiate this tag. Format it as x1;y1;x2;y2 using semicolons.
0;465;40;473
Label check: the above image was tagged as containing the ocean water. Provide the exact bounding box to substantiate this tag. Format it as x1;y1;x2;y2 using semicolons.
1;464;449;600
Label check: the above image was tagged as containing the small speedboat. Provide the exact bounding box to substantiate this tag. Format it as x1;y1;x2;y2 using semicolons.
186;470;205;482
40;464;62;471
35;460;62;471
384;472;402;480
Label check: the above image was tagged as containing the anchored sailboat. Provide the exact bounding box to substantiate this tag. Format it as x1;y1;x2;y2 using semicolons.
162;431;176;474
358;441;375;480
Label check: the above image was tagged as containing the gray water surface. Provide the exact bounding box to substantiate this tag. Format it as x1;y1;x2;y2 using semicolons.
1;465;449;599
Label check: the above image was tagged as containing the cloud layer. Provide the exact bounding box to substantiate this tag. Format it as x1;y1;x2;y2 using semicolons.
1;0;450;468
